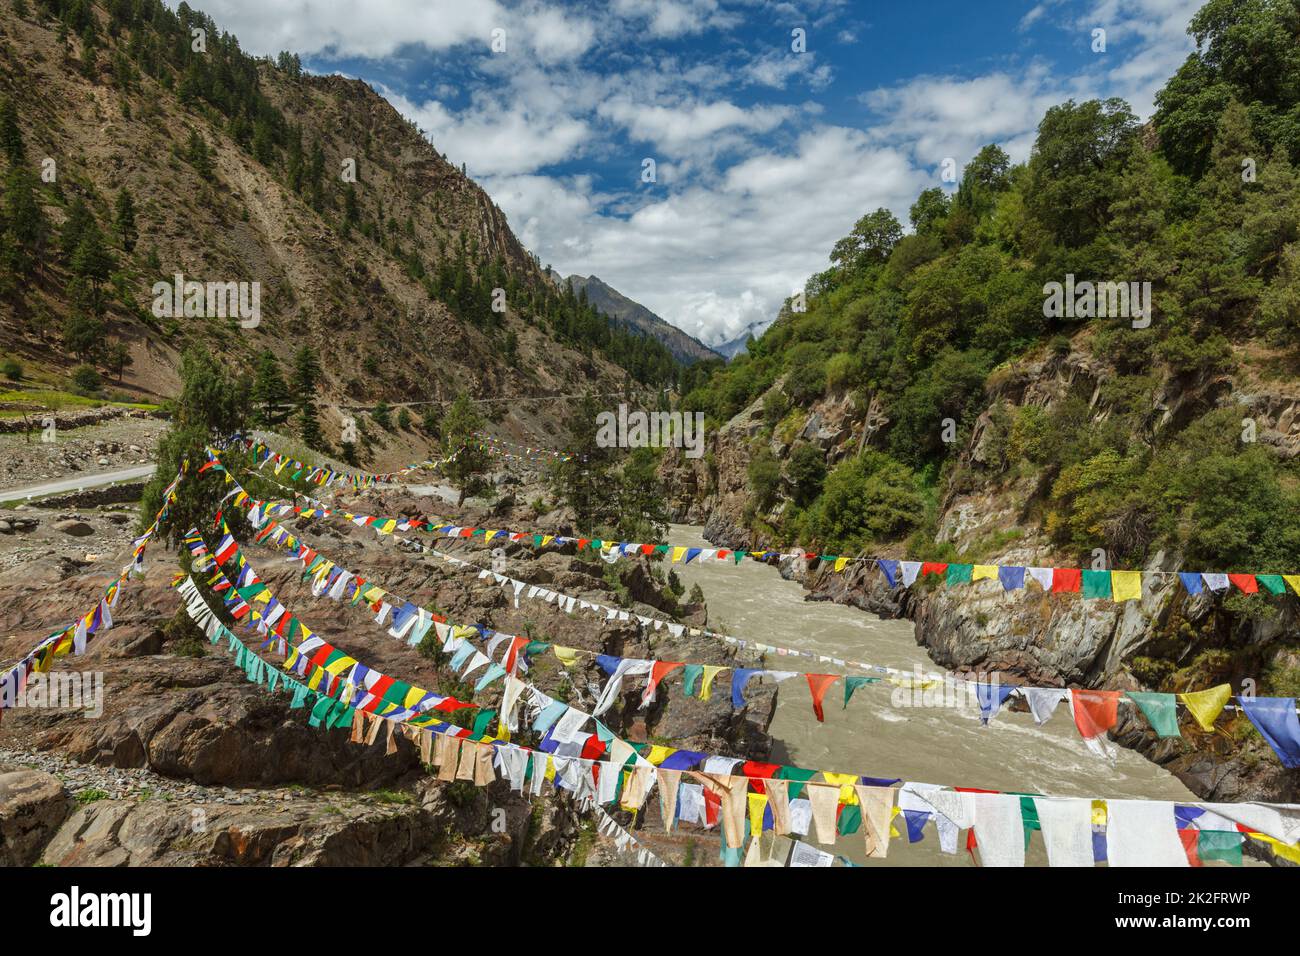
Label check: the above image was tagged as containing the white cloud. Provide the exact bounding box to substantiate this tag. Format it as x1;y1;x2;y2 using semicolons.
483;126;925;344
381;88;591;177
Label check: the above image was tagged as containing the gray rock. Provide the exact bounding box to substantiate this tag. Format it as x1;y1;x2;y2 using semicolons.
0;769;73;866
54;519;94;537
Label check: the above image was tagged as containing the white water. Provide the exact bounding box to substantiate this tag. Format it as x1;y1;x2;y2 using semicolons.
667;524;1199;866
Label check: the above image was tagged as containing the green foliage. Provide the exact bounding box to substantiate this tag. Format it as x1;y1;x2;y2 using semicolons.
441;393;489;505
786;443;826;507
139;345;251;546
804;451;925;552
70;363;101;394
291;346;324;450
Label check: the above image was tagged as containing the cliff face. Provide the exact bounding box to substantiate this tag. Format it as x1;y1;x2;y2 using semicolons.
665;340;1300;805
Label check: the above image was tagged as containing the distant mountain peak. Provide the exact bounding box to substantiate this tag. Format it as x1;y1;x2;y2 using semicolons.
565;275;721;365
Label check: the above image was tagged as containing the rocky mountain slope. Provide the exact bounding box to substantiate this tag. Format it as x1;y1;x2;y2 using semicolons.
566;274;720;364
0;1;677;433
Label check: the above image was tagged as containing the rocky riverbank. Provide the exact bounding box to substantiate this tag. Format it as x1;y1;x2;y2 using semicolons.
0;471;775;867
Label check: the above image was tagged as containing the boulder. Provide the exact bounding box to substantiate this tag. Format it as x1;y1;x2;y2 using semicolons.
0;768;73;866
54;519;94;537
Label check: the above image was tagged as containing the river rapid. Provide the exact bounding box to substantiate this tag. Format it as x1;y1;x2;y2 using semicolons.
667;524;1201;866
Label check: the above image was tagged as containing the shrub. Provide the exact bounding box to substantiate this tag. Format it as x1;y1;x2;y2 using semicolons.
0;357;21;381
805;451;925;551
70;363;101;395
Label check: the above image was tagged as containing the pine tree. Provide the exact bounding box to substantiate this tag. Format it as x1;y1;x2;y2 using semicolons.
60;198;94;261
250;349;289;425
2;169;46;276
0;95;23;165
291;345;324;450
441;393;488;506
138;345;251;547
113;188;137;252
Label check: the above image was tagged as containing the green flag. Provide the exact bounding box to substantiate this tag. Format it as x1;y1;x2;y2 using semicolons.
1082;569;1112;600
1125;691;1181;738
946;563;973;586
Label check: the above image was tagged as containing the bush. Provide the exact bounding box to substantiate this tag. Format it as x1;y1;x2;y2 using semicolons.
70;363;101;395
748;446;781;511
825;351;861;391
805;451;925;551
1;357;21;381
786;443;827;506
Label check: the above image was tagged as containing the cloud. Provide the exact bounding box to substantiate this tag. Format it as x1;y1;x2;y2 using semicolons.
176;0;596;64
381;88;592;177
483;126;925;344
173;0;1205;345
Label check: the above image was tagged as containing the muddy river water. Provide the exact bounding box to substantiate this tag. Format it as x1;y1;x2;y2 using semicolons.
667;524;1201;865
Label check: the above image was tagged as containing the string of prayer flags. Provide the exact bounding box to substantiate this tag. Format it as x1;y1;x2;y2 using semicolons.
205;447;1300;773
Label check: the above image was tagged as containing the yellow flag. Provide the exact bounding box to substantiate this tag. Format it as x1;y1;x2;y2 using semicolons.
834;557;850;572
671;546;688;563
973;565;998;581
646;744;674;765
1180;683;1233;732
1111;570;1142;602
748;792;769;834
822;771;858;804
699;665;728;701
1283;575;1300;596
552;646;581;667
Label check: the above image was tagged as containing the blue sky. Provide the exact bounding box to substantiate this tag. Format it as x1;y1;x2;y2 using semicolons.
185;0;1204;346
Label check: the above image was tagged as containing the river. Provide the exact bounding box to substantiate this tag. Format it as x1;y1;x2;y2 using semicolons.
667;523;1200;866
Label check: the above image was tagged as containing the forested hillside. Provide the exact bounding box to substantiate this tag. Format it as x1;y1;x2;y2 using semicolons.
680;0;1300;580
0;0;681;436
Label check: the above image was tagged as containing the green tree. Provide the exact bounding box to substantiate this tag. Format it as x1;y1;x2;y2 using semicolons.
250;350;289;425
617;447;669;540
1025;98;1139;251
105;340;132;381
113;188;137;252
291;345;324;450
0;94;23;165
139;345;251;545
441;393;489;506
830;208;903;273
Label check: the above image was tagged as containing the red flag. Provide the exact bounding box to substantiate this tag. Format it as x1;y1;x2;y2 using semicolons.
1070;689;1119;739
921;562;948;577
1227;573;1258;594
1052;568;1081;593
805;673;840;722
642;661;684;705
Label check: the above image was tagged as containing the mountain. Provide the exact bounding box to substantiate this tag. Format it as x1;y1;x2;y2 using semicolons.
664;0;1300;810
565;274;719;364
712;320;772;360
0;0;681;448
